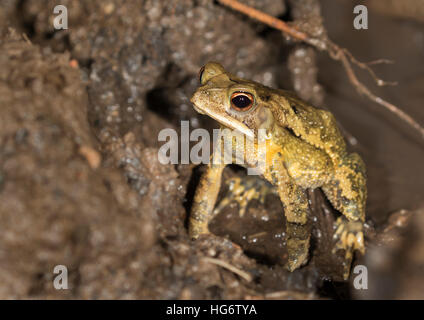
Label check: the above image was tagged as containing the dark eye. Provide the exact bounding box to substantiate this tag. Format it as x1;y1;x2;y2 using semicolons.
230;92;254;111
198;66;205;84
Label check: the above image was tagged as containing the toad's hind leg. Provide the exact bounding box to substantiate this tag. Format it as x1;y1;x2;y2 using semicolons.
214;176;277;218
265;162;311;272
322;152;367;279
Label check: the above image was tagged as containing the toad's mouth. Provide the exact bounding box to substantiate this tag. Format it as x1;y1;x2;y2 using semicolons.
191;102;254;139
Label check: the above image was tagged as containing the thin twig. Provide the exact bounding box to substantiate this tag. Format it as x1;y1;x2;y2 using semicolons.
341;48;397;86
328;42;424;138
265;290;316;299
217;0;424;139
217;0;309;42
202;257;253;282
364;59;395;66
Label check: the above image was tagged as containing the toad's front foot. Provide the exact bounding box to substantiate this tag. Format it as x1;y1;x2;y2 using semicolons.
189;221;210;240
286;238;310;272
285;223;310;272
333;216;365;279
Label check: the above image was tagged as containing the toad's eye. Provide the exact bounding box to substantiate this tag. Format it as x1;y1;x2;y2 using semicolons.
230;92;254;111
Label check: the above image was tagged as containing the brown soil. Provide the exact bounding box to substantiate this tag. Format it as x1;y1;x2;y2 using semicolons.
0;0;423;299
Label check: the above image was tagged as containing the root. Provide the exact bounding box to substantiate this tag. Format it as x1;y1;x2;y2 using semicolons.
202;257;253;282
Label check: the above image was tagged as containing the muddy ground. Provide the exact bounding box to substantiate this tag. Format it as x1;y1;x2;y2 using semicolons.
0;0;423;299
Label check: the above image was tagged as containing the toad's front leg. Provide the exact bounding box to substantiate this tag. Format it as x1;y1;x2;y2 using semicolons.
189;163;225;239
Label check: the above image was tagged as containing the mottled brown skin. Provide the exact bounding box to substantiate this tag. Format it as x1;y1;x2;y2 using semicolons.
189;62;367;278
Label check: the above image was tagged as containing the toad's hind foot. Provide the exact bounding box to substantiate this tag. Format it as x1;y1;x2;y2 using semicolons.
214;176;275;217
333;216;365;279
